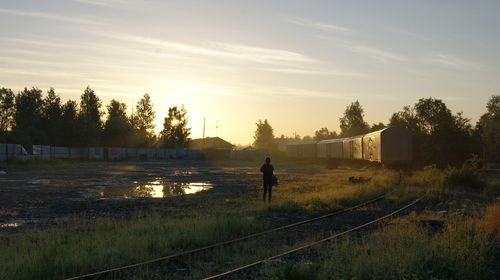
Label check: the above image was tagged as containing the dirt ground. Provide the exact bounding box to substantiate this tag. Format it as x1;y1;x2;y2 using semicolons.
0;160;318;231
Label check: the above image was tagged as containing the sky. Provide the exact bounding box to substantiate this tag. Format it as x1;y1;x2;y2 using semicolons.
1;0;499;145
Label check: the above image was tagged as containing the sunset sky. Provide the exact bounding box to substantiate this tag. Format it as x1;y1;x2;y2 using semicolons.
1;0;499;145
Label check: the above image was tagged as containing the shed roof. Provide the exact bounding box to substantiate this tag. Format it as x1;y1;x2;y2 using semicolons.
190;137;234;149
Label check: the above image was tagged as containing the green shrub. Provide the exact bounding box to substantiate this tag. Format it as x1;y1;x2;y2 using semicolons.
274;262;321;280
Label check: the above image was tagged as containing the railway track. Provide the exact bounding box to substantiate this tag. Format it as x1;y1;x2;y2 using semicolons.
64;194;415;280
203;197;422;280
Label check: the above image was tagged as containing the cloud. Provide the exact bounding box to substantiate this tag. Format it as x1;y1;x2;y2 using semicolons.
346;45;406;63
286;17;351;33
103;32;316;65
427;53;480;70
0;8;102;25
260;67;369;77
209;42;315;63
71;0;128;8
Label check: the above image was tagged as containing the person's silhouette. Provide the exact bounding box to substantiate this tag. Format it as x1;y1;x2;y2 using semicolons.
260;157;274;203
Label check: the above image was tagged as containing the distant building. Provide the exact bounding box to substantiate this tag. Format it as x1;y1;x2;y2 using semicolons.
189;137;234;159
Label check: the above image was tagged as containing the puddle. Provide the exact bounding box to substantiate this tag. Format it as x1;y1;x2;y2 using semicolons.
29;179;51;185
0;222;22;228
100;181;214;198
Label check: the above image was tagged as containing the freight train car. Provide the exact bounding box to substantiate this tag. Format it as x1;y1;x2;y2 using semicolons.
286;140;317;159
287;126;411;164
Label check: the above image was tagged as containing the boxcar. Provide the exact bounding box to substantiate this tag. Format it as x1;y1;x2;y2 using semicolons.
317;139;343;159
362;126;411;163
286;141;318;159
342;136;364;160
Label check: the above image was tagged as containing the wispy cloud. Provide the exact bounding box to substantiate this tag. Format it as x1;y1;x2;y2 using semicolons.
347;45;406;63
0;8;102;25
103;32;315;65
71;0;127;7
260;67;369;77
318;35;407;64
286;17;351;33
271;87;353;100
427;53;480;70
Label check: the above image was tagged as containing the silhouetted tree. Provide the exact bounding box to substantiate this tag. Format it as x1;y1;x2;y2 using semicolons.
0;87;15;141
314;127;338;140
42;88;63;145
131;94;156;147
339;100;369;137
12;87;45;144
160;105;190;148
370;122;386;132
253;119;277;151
391;97;474;166
477;95;500;162
389;105;420;133
78;86;103;146
102;100;133;147
61;100;80;146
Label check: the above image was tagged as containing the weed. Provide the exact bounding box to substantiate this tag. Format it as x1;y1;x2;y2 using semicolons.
273;262;321;280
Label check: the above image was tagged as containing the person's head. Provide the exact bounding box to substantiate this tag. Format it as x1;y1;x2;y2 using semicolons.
265;157;271;164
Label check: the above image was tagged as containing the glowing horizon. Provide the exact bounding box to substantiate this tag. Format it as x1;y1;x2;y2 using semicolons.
1;1;499;145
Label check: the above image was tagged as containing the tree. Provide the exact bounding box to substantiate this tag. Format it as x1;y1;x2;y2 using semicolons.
339;100;369;137
78;86;103;146
370;122;386;132
389;105;420;133
61;100;80;146
0;87;15;141
131;94;156;147
42;88;62;145
414;97;454;133
314;127;337;140
160;105;191;148
102;100;133;147
477;95;500;162
391;97;475;166
253;119;277;151
12;87;45;144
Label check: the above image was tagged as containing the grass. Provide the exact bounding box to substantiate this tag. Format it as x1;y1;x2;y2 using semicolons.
0;213;265;280
266;163;500;280
1;161;499;279
271;211;496;280
269;167;399;212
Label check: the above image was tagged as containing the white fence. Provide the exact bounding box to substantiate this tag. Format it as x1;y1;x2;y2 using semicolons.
0;143;203;161
0;144;28;161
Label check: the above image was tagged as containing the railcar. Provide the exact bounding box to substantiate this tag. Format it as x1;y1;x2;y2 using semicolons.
286;126;411;164
317;138;343;159
286;140;317;159
362;126;411;163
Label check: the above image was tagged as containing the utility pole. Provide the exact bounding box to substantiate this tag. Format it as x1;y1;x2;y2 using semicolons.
203;117;206;139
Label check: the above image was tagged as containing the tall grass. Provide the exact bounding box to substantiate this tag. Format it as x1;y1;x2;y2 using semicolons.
271;212;496;280
0;214;263;280
269;168;400;212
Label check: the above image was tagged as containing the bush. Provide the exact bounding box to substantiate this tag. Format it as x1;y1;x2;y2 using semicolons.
274;262;320;280
443;157;487;192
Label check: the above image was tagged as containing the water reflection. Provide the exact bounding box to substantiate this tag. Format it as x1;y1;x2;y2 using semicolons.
0;222;21;228
101;180;213;198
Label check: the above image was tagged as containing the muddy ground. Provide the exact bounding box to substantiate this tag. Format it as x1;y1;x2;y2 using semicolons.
0;160;318;231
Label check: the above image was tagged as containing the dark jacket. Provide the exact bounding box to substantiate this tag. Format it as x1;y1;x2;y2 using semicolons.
260;163;274;182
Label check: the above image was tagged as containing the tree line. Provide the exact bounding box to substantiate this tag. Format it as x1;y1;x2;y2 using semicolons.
0;86;191;148
254;96;500;167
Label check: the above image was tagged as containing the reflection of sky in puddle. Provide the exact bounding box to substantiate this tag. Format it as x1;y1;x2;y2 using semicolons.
0;222;21;228
100;181;213;198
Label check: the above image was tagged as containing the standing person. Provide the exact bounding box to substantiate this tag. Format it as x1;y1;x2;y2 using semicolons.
260;157;274;203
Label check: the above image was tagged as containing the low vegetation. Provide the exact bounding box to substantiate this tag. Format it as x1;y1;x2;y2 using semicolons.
1;162;499;279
